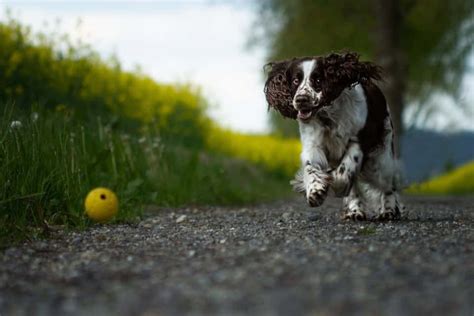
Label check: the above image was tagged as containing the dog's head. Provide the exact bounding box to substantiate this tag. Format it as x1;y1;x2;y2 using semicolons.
264;52;382;122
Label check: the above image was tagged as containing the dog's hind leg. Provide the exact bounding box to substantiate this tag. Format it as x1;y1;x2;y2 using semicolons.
341;181;368;221
376;189;403;220
365;150;404;221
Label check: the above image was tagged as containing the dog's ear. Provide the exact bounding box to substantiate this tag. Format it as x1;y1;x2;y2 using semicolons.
323;52;383;88
264;60;298;119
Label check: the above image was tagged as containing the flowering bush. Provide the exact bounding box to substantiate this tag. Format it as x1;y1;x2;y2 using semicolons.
0;18;210;147
406;161;474;195
207;125;301;177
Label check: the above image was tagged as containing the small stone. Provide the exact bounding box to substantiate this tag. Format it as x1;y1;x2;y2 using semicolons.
188;250;196;257
35;241;48;250
176;215;187;223
219;239;226;244
307;213;319;221
282;212;291;221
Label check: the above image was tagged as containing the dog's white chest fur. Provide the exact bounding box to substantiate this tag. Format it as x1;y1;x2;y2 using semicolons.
299;84;368;169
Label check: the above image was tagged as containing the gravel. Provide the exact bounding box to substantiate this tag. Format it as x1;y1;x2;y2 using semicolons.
0;196;473;316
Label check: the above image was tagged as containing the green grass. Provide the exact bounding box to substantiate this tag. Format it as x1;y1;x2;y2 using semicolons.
0;18;298;246
406;161;474;195
357;226;376;236
0;105;291;245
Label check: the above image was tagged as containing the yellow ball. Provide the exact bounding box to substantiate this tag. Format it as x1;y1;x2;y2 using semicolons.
84;187;119;222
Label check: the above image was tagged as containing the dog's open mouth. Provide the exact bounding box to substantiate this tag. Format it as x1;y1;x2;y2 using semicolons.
297;109;313;120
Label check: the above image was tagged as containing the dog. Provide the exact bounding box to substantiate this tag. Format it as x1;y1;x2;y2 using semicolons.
264;52;403;221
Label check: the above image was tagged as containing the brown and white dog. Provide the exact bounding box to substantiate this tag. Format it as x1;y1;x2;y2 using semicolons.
264;52;403;220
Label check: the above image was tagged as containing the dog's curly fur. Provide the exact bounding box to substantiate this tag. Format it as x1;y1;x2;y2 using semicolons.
265;52;383;119
264;51;403;221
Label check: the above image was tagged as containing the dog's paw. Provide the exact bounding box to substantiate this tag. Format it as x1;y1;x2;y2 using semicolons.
377;192;403;221
331;163;354;197
305;165;331;207
306;184;328;207
342;208;367;221
376;207;401;221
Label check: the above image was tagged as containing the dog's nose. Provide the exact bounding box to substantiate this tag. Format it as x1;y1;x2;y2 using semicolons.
295;94;310;104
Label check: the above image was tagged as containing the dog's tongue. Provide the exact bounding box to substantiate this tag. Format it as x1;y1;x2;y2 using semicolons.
298;110;312;120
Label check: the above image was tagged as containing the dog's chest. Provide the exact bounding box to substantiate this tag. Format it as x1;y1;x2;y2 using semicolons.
299;119;351;169
322;129;347;168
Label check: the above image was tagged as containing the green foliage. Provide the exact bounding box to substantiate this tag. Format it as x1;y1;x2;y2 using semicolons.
443;159;455;173
0;17;298;245
0;18;210;147
267;111;300;138
255;0;374;58
0;105;291;245
406;161;474;195
253;0;474;136
0;16;298;244
358;226;376;236
207;125;301;177
0;17;303;178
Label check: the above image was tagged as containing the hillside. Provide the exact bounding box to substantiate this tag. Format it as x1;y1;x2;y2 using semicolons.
401;129;474;182
407;161;474;195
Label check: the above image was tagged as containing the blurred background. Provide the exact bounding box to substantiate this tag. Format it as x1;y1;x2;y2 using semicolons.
0;0;473;242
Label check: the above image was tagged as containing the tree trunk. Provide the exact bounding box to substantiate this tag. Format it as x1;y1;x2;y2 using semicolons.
373;0;406;157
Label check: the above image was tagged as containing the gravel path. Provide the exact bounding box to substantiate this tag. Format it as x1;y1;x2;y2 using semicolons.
1;196;473;316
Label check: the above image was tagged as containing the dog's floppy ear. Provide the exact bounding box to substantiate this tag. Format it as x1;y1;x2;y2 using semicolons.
323;52;383;88
264;60;298;119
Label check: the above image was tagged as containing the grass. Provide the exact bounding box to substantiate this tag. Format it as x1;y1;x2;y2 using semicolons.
357;226;377;236
406;161;474;195
0;18;301;246
0;105;292;245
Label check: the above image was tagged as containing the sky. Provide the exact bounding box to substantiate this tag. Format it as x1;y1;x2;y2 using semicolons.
1;0;473;133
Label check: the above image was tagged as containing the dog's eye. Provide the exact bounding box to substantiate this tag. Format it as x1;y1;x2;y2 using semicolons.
312;77;321;85
292;78;300;86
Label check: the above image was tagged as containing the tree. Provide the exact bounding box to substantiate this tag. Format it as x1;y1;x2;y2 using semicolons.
253;0;474;151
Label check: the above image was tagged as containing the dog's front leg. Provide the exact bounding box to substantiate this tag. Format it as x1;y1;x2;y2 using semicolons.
297;142;331;207
332;139;363;197
303;162;332;207
290;124;332;207
290;149;331;207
